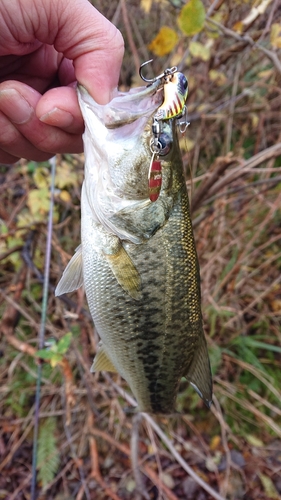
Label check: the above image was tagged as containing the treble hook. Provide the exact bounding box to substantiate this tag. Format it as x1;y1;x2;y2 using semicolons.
139;59;178;83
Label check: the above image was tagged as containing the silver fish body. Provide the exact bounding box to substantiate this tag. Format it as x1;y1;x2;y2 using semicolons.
56;81;212;414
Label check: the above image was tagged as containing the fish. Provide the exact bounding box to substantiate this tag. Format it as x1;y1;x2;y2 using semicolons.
55;71;212;414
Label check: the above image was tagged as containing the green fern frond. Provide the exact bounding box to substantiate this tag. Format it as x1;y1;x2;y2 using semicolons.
37;417;60;490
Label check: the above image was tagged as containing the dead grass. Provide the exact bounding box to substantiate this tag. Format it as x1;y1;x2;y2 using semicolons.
0;0;281;498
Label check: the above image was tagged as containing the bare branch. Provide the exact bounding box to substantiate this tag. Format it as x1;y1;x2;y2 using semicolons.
207;17;281;74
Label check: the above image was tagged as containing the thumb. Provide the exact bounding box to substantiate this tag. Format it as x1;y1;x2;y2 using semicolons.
52;0;124;103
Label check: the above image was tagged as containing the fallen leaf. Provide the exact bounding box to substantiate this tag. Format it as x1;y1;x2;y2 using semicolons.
189;40;211;61
210;435;221;450
178;0;205;36
246;434;264;447
140;0;152;13
59;190;72;203
209;69;227;86
55;162;79;189
148;26;179;56
27;188;50;216
160;472;175;489
259;473;280;499
270;23;281;49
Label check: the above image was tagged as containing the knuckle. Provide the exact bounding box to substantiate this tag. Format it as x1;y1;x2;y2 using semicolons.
0;121;19;149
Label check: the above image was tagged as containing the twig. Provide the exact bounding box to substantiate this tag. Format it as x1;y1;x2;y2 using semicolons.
145;414;226;500
203;174;281;206
103;374;226;500
248;389;281;417
211;396;232;497
111;0;122;26
120;0;140;75
191;154;237;212
207;17;281;75
260;0;280;39
225;60;241;154
0;244;24;261
225;273;281;328
205;142;281;201
73;343;100;417
131;413;150;500
9;473;32;500
34;459;74;495
0;419;34;472
88;413;124;500
90;427;183;500
222;354;281;401
212;192;281;298
144;419;163;498
61;401;91;500
217;387;281;437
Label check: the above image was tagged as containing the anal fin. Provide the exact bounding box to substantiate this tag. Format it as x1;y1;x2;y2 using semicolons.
55;244;83;296
104;244;141;300
91;344;118;373
185;334;213;408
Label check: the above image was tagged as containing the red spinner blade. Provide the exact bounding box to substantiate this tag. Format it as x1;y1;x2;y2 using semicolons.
148;158;162;202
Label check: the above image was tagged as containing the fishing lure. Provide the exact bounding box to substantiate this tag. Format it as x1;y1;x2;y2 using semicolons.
139;60;189;202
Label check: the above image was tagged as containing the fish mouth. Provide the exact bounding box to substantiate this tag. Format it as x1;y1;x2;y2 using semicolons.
78;80;164;129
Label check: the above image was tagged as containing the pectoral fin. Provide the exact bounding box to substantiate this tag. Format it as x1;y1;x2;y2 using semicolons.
55;245;83;296
91;344;118;373
185;335;213;408
104;245;141;300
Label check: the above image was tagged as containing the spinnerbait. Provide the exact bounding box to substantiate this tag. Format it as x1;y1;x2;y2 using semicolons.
139;60;189;202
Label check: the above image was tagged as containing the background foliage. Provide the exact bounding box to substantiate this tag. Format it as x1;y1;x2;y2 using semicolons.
0;0;281;498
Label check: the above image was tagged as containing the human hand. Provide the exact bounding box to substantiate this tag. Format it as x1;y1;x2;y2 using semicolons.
0;0;124;163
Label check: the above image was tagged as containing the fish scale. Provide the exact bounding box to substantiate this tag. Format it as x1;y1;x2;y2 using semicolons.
56;80;212;414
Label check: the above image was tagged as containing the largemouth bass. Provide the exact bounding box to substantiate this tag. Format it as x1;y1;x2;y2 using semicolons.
56;69;212;414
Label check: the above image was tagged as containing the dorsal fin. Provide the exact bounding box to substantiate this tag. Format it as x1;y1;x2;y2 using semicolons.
55;245;83;296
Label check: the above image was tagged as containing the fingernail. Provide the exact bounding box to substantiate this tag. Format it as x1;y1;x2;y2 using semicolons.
0;89;33;124
39;108;74;127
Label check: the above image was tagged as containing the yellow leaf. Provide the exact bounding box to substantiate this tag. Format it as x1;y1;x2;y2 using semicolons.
179;137;195;152
209;69;227;86
259;474;280;499
27;188;50;216
271;299;281;313
210;435;221;450
178;0;205;37
17;210;41;227
50;358;59;368
270;23;281;49
258;69;274;79
233;20;243;33
59;190;72;203
140;0;152;13
55;161;79;189
148;26;179;57
33;167;50;189
189;40;210;61
246;434;264;447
